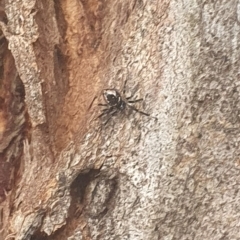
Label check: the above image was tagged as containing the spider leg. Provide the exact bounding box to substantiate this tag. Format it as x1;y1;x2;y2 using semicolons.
98;103;108;107
127;98;143;103
97;111;108;119
123;79;128;95
101;108;111;112
126;94;134;100
128;105;150;116
88;96;97;110
104;109;118;125
97;107;114;118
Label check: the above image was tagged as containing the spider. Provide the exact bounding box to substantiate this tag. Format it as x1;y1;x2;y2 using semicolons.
98;83;150;125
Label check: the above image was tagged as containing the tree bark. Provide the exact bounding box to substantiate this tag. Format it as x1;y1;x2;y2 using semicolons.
1;0;240;239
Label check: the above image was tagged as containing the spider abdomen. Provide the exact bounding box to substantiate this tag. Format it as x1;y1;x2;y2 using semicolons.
103;89;126;110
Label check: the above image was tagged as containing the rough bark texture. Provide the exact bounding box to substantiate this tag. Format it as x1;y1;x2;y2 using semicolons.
0;0;240;239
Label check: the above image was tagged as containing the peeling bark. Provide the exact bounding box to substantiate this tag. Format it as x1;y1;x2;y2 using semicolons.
1;0;240;240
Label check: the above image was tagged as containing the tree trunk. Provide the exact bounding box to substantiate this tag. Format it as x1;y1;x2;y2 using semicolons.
1;0;240;239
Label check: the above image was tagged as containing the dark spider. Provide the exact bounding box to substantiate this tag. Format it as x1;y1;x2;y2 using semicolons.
98;83;150;125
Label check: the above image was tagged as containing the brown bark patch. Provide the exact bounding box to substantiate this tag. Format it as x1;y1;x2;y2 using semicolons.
0;42;26;202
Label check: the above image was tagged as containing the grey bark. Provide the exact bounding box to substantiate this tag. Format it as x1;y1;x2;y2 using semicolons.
0;0;240;240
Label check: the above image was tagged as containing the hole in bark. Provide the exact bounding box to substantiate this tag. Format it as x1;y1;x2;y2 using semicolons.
30;230;49;240
69;169;100;217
